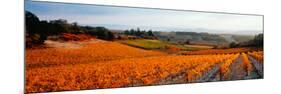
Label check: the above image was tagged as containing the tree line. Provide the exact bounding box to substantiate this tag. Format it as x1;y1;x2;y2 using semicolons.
25;11;114;47
229;33;263;48
123;28;155;38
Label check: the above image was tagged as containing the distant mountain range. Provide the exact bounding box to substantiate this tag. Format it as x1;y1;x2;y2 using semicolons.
87;24;262;36
96;23;260;45
153;31;256;46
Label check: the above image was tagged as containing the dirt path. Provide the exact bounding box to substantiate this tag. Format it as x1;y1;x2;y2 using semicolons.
224;54;262;80
198;62;222;82
153;62;223;84
155;69;189;85
195;54;263;82
127;54;263;86
228;55;247;80
44;39;106;49
152;55;243;84
206;54;251;81
203;55;246;82
248;55;263;78
153;63;203;85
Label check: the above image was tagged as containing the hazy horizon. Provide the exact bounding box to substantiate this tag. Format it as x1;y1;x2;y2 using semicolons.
87;23;262;35
25;1;263;35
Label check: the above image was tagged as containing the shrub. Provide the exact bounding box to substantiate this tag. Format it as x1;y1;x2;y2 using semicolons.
61;33;95;41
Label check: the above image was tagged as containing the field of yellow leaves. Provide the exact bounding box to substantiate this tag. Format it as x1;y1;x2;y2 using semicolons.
26;54;238;93
26;41;166;68
183;48;258;55
248;51;263;63
25;40;263;93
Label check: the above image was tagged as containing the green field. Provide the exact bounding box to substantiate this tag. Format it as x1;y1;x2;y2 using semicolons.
119;39;212;51
120;39;166;49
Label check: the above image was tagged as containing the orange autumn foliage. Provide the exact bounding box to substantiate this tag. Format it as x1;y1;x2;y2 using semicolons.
241;53;254;75
183;48;253;55
219;53;240;80
186;54;238;82
248;51;263;63
25;41;263;93
26;53;240;93
62;33;95;41
26;42;166;68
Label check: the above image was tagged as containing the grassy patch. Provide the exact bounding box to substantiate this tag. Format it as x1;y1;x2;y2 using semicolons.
120;39;166;49
184;44;213;49
119;39;210;51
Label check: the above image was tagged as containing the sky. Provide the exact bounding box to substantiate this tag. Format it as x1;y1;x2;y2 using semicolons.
25;1;263;34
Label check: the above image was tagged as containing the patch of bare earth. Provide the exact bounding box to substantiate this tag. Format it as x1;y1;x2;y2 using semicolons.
44;39;107;49
248;55;263;78
228;55;247;80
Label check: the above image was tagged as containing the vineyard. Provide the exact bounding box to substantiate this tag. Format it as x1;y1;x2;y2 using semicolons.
25;40;263;93
182;48;261;55
26;41;166;68
24;3;264;93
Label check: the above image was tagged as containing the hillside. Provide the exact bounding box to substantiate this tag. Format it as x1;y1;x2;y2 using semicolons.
153;32;255;45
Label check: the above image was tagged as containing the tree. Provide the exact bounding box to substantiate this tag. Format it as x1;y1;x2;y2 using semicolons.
129;29;135;35
71;22;82;34
229;42;238;48
234;33;263;48
25;11;47;47
25;10;116;47
124;30;130;35
95;27;114;40
49;19;71;33
136;28;141;36
252;33;263;47
25;11;39;35
167;38;170;41
147;30;154;36
185;40;190;44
